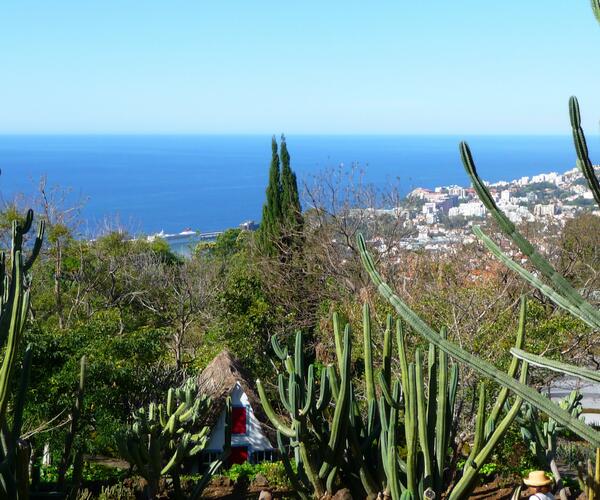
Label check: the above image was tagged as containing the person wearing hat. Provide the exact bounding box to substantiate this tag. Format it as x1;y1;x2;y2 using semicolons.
523;470;555;499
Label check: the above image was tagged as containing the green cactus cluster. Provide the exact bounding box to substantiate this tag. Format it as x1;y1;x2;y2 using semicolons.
517;390;582;464
578;448;600;500
353;96;600;497
516;390;582;499
456;97;600;442
257;326;373;499
258;301;529;499
120;380;230;500
0;209;45;499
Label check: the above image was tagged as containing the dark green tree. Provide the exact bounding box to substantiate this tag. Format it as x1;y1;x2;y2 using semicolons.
279;134;303;239
258;135;304;257
258;136;282;255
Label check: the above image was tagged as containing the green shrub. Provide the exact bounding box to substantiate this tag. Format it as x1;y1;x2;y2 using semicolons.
220;461;291;489
40;462;126;484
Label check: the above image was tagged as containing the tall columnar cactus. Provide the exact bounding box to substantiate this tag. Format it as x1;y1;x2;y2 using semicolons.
257;328;363;499
376;299;529;500
453;97;600;443
261;302;529;500
516;390;582;500
119;380;226;500
358;233;600;447
0;209;45;499
578;448;600;500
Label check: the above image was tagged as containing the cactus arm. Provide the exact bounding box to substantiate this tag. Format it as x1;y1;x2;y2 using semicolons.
474;226;600;329
383;314;393;386
0;251;24;425
275;432;311;500
569;96;600;209
357;233;600;447
301;365;315;415
346;414;379;495
277;374;292;414
0;461;17;500
511;347;600;383
593;0;600;23
363;303;377;404
188;457;225;500
446;363;459;455
328;365;340;402
415;349;433;488
462;142;600;328
366;398;378;442
23;220;45;273
10;345;32;444
256;379;295;438
449;362;528;500
316;366;331;411
596;448;600;499
464;383;486;471
271;335;288;361
379;396;391;482
426;343;438;466
377;370;402;410
435;326;450;491
294;331;305;380
511;485;523;500
396;320;410;402
318;327;351;479
387;379;403;500
405;365;418;496
161;442;185;474
299;432;325;495
333;312;344;373
485;296;527;439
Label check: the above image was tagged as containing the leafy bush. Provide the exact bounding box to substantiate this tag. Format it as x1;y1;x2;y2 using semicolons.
220;461;290;489
40;462;126;484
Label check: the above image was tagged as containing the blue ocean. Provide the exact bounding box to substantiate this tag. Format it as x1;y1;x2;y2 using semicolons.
0;135;597;235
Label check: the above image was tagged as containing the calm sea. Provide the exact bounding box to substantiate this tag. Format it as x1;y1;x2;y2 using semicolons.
0;135;597;235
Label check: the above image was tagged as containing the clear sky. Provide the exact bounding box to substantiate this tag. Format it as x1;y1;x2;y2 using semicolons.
1;1;599;134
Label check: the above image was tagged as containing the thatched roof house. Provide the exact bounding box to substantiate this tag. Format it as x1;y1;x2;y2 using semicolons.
197;350;276;464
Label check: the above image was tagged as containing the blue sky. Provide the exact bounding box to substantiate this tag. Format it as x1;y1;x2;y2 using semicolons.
1;1;599;134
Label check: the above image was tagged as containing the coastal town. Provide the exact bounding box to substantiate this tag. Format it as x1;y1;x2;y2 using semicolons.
374;164;600;251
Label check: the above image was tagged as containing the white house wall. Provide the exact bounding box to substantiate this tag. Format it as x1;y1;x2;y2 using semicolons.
205;382;273;452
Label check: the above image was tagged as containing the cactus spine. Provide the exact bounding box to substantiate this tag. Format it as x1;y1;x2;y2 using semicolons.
0;209;45;499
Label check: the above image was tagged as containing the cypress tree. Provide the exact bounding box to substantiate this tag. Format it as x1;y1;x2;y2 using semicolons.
258;134;303;256
258;136;282;254
279;134;303;232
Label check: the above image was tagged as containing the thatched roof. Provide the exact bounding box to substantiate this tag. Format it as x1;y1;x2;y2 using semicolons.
197;350;276;443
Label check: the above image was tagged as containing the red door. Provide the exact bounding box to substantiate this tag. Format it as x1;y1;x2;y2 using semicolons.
230;446;248;464
232;407;247;434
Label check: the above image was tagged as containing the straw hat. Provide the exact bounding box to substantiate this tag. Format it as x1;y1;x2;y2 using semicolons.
523;471;553;487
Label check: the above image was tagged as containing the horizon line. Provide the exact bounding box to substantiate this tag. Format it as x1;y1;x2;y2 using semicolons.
0;132;595;137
